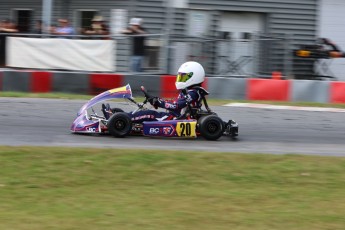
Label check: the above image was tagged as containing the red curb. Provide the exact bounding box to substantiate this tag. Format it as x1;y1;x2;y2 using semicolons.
31;71;52;93
330;82;345;103
247;78;290;101
90;73;123;95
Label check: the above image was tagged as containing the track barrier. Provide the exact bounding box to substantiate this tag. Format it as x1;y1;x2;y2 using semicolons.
31;71;52;93
247;78;290;101
160;75;178;98
0;69;344;104
330;82;345;103
90;73;123;95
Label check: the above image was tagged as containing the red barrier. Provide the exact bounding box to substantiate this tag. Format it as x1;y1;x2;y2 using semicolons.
330;82;345;103
247;78;290;101
90;73;123;95
31;71;52;93
160;75;177;98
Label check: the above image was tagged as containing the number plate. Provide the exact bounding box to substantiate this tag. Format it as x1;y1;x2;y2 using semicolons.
176;121;197;138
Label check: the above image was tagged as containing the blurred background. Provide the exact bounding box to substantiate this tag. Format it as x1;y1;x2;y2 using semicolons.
1;0;345;81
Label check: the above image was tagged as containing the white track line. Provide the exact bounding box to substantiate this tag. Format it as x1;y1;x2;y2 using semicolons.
224;103;345;113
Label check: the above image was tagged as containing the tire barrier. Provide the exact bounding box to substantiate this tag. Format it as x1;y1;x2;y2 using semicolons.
90;73;123;95
207;77;246;100
291;80;329;103
247;78;290;101
123;74;161;97
2;70;31;92
160;75;178;99
52;72;90;94
0;69;344;104
32;71;52;93
330;82;345;103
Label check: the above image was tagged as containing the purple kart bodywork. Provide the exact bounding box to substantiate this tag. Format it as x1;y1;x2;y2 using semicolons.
71;113;101;133
71;84;132;134
77;84;132;116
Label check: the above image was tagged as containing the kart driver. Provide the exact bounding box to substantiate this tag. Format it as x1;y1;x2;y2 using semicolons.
110;61;208;122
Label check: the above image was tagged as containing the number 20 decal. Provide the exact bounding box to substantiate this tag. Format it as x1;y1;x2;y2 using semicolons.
176;122;196;137
180;123;191;136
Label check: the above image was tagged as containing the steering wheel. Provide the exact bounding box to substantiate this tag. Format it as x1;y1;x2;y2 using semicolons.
141;86;158;109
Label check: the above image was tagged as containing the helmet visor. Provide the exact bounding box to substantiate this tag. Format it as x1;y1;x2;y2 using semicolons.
176;72;193;83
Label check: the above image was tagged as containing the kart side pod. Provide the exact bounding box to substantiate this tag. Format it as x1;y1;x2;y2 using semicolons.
143;120;198;138
142;114;226;141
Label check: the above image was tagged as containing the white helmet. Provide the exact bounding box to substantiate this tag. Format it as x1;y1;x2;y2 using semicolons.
175;61;205;90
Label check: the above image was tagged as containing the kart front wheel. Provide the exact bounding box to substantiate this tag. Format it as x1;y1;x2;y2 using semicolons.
107;112;132;137
198;115;224;141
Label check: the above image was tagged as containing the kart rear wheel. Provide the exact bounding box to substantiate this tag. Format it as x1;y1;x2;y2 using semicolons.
198;115;224;141
107;112;132;137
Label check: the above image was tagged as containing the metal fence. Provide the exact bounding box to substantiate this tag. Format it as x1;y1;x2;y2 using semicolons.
1;32;293;77
169;33;293;78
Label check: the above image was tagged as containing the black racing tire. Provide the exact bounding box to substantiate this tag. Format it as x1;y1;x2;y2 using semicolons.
197;115;224;141
107;112;132;137
111;108;124;113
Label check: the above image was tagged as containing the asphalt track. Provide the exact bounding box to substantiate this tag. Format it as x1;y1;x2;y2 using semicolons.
1;97;345;156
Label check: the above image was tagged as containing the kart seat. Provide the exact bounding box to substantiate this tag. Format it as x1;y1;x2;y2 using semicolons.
192;86;212;113
179;86;214;119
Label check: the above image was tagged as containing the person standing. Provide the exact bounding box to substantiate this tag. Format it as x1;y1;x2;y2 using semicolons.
82;15;109;39
122;18;147;72
51;19;75;38
32;20;43;34
0;18;18;67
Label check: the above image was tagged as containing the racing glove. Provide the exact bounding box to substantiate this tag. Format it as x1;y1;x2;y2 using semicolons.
148;96;160;109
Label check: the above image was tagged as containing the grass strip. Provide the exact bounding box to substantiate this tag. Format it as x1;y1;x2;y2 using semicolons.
0;146;344;230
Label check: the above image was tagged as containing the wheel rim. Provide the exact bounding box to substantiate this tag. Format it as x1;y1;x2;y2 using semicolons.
115;119;126;131
207;121;219;134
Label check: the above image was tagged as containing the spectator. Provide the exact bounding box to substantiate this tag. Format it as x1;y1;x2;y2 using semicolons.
122;18;147;72
32;20;43;34
82;15;109;39
0;18;18;33
51;18;75;38
49;23;57;34
0;18;18;67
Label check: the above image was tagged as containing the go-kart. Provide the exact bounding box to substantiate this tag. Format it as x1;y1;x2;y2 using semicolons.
70;84;238;140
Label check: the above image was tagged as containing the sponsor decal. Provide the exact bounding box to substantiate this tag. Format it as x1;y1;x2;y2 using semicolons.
163;127;172;135
132;115;155;121
149;127;160;135
165;103;177;109
86;127;97;132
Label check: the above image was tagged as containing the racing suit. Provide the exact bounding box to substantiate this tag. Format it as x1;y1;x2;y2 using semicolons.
129;86;207;122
